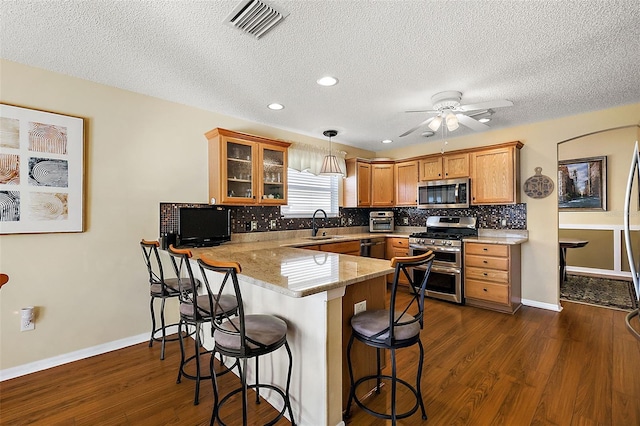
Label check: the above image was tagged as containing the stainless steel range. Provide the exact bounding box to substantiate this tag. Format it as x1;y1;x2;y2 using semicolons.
409;216;478;304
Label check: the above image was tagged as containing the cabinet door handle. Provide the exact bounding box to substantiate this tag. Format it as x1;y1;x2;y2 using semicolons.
483;260;488;263
483;288;488;292
483;272;488;276
483;248;488;251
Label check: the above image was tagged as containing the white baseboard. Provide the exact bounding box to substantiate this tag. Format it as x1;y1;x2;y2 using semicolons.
0;332;149;381
522;298;563;312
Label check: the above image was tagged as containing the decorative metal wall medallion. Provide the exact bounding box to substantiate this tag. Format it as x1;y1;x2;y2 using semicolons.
524;167;554;199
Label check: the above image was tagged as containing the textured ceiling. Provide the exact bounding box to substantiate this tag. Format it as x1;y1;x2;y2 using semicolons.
1;1;640;151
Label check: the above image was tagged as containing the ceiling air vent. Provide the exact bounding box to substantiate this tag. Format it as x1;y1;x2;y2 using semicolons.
224;0;289;39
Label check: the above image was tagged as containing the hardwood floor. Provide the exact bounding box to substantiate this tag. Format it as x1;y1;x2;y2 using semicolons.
2;297;640;425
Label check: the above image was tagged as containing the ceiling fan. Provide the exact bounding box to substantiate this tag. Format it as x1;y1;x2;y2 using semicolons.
400;91;513;137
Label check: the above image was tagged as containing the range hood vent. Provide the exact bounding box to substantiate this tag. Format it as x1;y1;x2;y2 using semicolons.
224;0;289;39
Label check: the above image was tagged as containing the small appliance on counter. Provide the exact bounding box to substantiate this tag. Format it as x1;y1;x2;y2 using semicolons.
369;211;394;233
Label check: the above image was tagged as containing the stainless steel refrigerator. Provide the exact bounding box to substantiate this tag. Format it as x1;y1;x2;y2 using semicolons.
624;141;640;339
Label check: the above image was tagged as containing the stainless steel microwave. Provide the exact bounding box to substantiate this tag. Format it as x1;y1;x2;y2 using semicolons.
417;177;470;209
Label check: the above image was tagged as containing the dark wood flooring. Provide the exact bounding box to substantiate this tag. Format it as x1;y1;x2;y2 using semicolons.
2;296;640;425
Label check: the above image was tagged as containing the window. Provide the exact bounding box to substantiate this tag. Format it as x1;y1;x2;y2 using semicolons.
281;168;339;218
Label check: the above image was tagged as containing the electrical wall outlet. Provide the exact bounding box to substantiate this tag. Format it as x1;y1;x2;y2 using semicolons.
402;217;409;225
341;217;347;227
501;218;507;227
347;218;353;226
20;307;35;332
251;221;258;231
270;219;277;230
354;300;367;316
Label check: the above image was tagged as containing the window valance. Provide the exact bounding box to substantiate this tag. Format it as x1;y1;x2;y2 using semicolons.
288;142;347;176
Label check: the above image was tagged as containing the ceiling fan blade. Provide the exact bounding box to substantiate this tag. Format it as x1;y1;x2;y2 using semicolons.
458;99;513;112
405;109;439;114
456;114;490;131
399;117;435;137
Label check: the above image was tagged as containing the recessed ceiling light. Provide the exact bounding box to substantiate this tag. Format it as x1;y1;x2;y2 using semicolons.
317;76;338;86
478;117;491;123
381;139;393;144
268;103;284;110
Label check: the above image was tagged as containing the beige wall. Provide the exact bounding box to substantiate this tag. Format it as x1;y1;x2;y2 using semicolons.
379;102;640;310
0;60;373;371
1;58;640;372
558;126;640;226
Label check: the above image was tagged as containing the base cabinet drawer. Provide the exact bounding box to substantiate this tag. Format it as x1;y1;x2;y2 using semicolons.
465;266;509;283
465;279;509;304
464;242;522;314
465;254;509;270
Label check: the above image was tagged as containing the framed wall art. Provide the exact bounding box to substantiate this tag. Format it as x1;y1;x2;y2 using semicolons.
558;156;607;211
0;104;84;234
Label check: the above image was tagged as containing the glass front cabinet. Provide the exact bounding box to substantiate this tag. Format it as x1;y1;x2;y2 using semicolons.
206;128;290;205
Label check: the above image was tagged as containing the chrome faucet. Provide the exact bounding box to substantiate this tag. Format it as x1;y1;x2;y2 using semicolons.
312;209;327;237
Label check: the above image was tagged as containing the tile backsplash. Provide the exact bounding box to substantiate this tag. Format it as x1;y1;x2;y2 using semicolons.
159;203;526;237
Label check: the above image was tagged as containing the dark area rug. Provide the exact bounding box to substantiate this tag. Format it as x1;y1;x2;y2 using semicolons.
561;274;638;311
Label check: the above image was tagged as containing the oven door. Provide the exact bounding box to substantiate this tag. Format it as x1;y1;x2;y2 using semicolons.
410;246;463;304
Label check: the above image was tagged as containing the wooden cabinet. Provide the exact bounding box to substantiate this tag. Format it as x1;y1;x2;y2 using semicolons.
371;162;394;207
419;153;469;181
464;242;522;314
205;128;290;205
470;142;522;205
394;160;418;206
385;237;410;286
344;159;371;207
319;240;361;256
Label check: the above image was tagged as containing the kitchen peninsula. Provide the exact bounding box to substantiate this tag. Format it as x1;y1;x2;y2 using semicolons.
185;236;395;426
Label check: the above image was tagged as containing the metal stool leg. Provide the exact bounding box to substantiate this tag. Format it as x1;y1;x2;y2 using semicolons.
148;296;156;348
159;298;167;360
417;339;427;420
344;333;356;418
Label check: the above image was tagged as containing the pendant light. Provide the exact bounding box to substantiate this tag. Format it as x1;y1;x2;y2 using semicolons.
319;130;344;176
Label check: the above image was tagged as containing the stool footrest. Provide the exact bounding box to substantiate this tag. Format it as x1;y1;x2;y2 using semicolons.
214;383;290;426
350;374;424;421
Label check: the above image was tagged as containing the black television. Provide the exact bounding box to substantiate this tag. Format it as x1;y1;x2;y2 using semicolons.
177;207;231;248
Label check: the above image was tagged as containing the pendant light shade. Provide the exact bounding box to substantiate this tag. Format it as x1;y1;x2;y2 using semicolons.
320;130;344;176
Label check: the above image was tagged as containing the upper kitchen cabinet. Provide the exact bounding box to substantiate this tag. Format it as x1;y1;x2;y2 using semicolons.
344;158;371;207
470;141;523;205
419;152;469;181
394;160;418;206
371;161;395;207
205;128;290;205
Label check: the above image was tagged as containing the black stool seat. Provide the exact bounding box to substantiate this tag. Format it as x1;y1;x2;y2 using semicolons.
345;251;435;425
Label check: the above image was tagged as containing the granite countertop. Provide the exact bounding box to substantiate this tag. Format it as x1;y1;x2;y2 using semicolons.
185;228;526;298
189;234;396;298
463;229;529;245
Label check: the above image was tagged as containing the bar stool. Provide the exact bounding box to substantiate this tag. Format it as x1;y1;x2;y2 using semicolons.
344;251;435;425
197;255;296;426
167;245;238;405
140;239;196;360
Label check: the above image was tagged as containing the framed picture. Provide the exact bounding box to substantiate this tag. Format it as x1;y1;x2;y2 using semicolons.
0;104;85;234
558;156;607;211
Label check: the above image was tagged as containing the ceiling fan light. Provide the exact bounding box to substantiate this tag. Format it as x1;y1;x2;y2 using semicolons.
428;115;442;131
445;112;459;131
